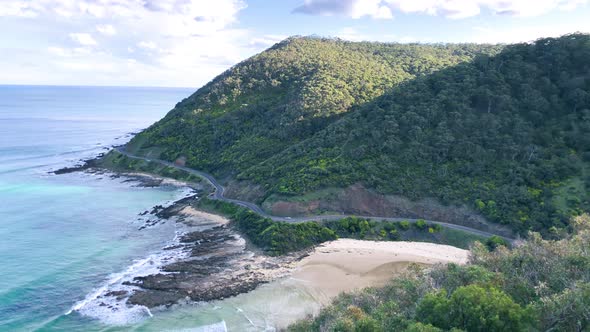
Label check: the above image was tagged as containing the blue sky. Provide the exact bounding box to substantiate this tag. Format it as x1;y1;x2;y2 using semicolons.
1;0;589;87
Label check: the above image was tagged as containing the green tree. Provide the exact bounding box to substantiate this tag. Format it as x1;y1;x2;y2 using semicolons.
418;285;531;331
485;235;508;250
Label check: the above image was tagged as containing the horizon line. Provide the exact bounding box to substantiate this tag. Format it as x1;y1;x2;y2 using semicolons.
0;83;198;90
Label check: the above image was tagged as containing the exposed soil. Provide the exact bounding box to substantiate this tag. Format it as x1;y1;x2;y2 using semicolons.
265;183;512;237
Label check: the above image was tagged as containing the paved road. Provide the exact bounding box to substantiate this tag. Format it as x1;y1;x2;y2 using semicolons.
115;147;512;241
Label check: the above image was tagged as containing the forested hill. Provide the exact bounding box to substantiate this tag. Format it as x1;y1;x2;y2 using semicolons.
131;37;499;168
126;34;590;235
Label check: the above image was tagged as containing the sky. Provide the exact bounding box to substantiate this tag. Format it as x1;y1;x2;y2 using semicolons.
1;0;590;88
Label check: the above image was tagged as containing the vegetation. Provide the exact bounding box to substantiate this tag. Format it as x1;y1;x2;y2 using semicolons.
198;199;488;253
323;217;488;249
325;217;441;241
128;34;590;235
98;150;204;184
288;214;590;331
197;198;336;255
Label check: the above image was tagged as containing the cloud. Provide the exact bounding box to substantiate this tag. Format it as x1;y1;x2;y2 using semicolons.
294;0;589;19
69;33;97;46
335;27;371;41
471;21;590;43
138;41;158;50
249;35;289;48
47;46;92;57
96;24;116;36
0;0;261;87
333;27;427;42
294;0;393;19
0;1;39;17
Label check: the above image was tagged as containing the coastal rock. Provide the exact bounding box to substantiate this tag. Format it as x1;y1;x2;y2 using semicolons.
123;198;300;308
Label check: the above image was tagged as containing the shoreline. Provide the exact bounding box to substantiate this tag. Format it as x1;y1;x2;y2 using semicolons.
63;171;304;313
291;238;468;301
54;155;474;326
71;168;470;310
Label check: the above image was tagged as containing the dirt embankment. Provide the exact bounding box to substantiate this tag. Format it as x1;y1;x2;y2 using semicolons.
223;179;267;203
264;183;513;237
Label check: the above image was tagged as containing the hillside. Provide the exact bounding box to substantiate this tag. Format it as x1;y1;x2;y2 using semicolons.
125;34;590;235
129;37;498;169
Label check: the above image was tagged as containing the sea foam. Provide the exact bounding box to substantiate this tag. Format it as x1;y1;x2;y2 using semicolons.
66;189;195;325
66;233;190;325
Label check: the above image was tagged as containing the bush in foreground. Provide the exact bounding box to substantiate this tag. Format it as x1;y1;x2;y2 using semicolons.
288;214;590;331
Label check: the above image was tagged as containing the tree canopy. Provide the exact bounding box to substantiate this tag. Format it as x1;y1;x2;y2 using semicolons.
128;34;590;235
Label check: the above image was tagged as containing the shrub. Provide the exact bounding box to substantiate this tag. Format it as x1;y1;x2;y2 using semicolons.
398;221;411;231
415;219;427;230
417;285;531;331
485;235;508;250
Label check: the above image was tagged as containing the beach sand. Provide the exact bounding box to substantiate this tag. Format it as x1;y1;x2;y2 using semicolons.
290;239;469;301
179;206;230;225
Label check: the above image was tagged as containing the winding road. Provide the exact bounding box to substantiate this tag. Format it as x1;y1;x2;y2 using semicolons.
115;147;513;241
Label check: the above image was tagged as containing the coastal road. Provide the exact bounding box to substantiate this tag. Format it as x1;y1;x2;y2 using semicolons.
114;147;513;241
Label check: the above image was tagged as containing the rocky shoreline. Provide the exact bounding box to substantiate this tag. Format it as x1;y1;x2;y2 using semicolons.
54;162;304;310
124;196;302;308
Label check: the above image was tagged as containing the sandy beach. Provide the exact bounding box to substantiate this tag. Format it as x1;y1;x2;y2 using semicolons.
179;206;230;225
290;239;469;301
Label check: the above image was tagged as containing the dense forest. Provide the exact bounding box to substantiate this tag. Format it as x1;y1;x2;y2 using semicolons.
127;34;590;235
288;214;590;332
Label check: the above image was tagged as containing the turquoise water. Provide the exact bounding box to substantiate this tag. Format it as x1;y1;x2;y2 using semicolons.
0;85;322;331
0;86;193;330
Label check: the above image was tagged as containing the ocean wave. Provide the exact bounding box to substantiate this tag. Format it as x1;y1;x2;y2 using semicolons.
65;188;196;326
65;230;191;326
0;146;106;164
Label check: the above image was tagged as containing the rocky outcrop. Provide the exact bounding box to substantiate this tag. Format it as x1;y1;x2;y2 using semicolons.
124;199;299;308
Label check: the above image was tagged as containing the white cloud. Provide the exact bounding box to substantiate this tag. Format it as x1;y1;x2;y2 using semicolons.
0;1;39;17
336;27;371;41
96;24;116;36
249;35;289;48
138;41;158;50
470;21;590;43
47;46;92;57
350;0;393;19
294;0;393;19
0;0;260;87
294;0;590;19
69;33;97;46
334;27;427;42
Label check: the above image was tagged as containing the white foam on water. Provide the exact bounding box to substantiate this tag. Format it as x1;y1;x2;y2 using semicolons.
236;307;257;327
65;187;198;325
164;321;228;332
66;227;191;325
63;184;209;326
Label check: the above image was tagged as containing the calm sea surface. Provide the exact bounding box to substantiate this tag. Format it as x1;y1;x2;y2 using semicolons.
0;85;322;332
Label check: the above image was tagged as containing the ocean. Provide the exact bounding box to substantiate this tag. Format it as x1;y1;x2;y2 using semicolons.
0;85;322;331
